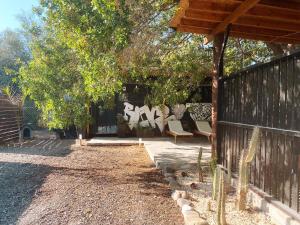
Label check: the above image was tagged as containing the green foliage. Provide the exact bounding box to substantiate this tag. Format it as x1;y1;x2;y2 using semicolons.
19;0;132;129
225;38;272;75
20;29;91;129
118;2;212;106
0;29;30;90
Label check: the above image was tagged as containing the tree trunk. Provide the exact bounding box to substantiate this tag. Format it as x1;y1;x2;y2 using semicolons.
211;33;224;159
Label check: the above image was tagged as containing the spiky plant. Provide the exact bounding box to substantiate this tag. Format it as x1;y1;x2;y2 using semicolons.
227;148;232;192
198;147;204;182
210;157;217;176
212;166;220;200
236;150;247;210
217;171;226;225
207;199;212;211
236;127;261;210
245;127;260;163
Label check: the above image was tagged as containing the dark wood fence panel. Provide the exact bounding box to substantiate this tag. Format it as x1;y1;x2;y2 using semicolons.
218;51;300;212
0;96;21;144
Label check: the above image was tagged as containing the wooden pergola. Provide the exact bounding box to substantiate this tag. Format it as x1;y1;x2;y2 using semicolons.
171;0;300;44
170;0;300;159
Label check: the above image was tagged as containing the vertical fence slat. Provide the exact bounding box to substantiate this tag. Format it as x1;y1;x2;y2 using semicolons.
284;135;292;207
294;57;300;131
290;138;298;211
287;57;294;130
273;63;280;128
261;130;266;192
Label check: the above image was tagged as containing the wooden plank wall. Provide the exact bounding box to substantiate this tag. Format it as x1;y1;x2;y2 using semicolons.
0;96;21;144
218;51;300;212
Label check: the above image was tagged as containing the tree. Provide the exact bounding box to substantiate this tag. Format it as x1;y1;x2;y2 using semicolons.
20;28;91;131
19;0;132;132
40;0;131;102
0;29;30;88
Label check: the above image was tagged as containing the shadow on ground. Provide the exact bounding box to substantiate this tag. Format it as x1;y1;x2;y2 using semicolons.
128;169;172;198
0;140;75;157
0;162;52;225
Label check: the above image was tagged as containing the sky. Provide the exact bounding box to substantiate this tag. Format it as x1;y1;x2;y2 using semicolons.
0;0;39;32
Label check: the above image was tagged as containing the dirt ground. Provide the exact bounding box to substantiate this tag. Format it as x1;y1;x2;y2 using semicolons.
0;140;183;225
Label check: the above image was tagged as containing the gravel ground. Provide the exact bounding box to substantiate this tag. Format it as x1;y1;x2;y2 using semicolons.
0;140;183;225
174;169;275;225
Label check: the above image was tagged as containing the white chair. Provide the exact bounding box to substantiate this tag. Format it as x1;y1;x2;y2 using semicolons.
194;121;212;143
166;120;193;143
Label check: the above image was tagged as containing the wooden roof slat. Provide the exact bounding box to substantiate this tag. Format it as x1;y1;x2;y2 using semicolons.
205;0;261;43
189;1;238;13
230;25;293;38
258;0;300;11
186;6;300;25
178;25;300;44
189;0;300;18
236;16;300;32
182;15;300;34
208;0;300;12
182;17;300;35
177;25;212;35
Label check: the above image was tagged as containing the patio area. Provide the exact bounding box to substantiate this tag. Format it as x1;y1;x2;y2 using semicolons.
87;137;211;171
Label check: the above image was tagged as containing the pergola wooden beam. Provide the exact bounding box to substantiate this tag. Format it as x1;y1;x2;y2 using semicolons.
205;0;261;43
181;17;300;38
170;0;189;28
209;0;300;12
171;0;300;44
178;25;300;44
256;0;300;11
185;7;300;25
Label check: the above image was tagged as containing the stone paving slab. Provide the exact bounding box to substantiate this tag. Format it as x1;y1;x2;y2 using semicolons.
87;137;211;170
142;137;211;170
86;137;141;146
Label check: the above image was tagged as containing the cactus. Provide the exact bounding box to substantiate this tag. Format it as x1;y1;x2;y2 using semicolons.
236;127;261;211
198;147;204;182
207;199;212;211
227;148;232;192
212;166;220;200
245;127;260;163
217;171;226;225
210;157;217;176
236;150;248;210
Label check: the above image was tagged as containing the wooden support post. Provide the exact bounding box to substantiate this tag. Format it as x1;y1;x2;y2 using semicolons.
211;33;224;159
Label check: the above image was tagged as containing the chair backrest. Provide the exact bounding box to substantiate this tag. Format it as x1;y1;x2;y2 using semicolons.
168;120;184;132
195;121;212;133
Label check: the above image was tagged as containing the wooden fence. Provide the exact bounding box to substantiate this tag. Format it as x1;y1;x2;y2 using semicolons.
0;95;21;144
217;51;300;212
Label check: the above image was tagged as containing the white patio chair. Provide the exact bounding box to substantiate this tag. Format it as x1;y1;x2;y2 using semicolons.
166;120;193;143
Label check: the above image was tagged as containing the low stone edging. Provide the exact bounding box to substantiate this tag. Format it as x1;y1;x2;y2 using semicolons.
163;168;209;225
